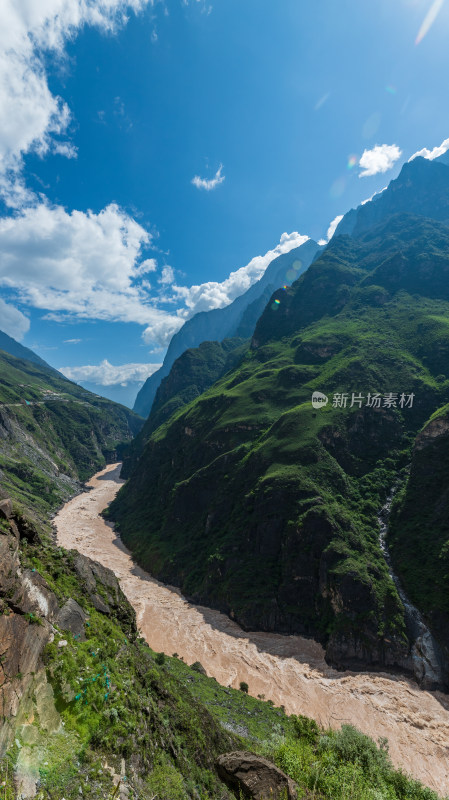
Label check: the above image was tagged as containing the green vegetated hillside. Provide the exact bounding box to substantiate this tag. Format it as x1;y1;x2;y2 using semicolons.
0;347;142;520
109;213;449;678
122;338;247;477
133;239;322;417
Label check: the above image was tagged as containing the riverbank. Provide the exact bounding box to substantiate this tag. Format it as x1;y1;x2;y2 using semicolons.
54;462;449;796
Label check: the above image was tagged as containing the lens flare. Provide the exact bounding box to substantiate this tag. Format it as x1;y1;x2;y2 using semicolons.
416;0;445;44
385;85;397;95
274;299;281;304
347;155;358;170
330;177;346;199
286;269;296;281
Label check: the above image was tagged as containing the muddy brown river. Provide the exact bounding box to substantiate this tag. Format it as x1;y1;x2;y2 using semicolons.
54;462;449;795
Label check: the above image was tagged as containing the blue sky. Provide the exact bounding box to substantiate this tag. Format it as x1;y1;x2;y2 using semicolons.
1;0;449;405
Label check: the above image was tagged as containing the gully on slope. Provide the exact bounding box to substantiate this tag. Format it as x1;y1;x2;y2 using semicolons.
378;492;446;691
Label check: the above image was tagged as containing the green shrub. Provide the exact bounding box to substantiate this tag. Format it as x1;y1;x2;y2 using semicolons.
144;754;187;800
291;714;320;744
239;681;249;693
319;724;391;779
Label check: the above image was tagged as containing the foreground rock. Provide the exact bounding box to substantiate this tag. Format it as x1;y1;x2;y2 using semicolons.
0;496;136;797
216;751;298;800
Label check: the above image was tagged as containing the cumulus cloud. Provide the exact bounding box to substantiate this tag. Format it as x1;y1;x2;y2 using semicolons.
59;359;162;387
0;297;30;340
326;215;343;241
0;1;152;205
166;231;309;317
0;201;183;345
409;137;449;162
141;316;184;347
192;164;225;191
358;144;402;178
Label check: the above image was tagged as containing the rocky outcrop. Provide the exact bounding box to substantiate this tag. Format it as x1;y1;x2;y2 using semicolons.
56;598;87;640
216;751;298;800
0;498;132;765
0;513;58;758
72;551;136;633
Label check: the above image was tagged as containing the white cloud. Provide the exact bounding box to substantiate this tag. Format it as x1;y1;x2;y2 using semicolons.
409;137;449;162
63;338;81;344
0;298;30;340
192;164;225;191
0;201;183;345
132;258;157;277
53;141;78;159
159;265;175;285
358;144;402;178
326;215;343;241
141;316;184;346
166;231;309;317
59;359;162;387
0;0;151;204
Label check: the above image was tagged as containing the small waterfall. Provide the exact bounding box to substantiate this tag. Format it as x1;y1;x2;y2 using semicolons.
378;493;445;690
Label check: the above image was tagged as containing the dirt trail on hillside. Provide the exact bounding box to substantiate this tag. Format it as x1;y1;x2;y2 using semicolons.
54;462;449;796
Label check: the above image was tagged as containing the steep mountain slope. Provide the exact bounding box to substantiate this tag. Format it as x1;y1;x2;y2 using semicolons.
109;213;449;684
388;403;449;652
122;338;247;477
133;238;321;417
0;329;57;372
0;347;142;518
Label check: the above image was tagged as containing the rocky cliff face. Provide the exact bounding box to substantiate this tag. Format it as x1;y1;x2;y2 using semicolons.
0;497;136;796
388;405;449;671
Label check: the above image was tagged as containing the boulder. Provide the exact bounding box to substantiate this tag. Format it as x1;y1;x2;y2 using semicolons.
0;498;13;520
216;752;297;800
56;598;87;640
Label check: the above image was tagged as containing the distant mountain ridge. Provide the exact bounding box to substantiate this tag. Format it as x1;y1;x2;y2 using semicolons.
133;238;322;416
335;154;449;238
0;335;142;517
0;329;57;372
